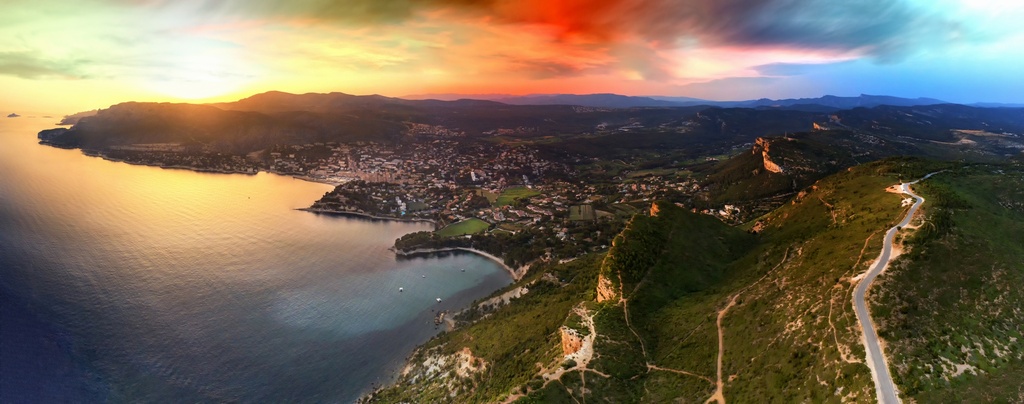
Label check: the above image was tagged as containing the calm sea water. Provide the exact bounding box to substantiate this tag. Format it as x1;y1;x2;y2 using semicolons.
0;116;511;402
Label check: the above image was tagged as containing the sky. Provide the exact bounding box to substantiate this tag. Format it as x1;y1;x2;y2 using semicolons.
2;0;1024;114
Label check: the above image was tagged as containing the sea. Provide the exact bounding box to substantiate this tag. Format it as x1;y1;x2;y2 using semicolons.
0;116;512;403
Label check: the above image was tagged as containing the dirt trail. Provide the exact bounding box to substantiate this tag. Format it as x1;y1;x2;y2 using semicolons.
533;303;608;401
827;231;879;364
647;364;714;383
704;248;790;404
705;295;740;404
819;196;838;225
621;296;648;360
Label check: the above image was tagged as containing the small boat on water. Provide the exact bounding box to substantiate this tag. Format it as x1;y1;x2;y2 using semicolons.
436;297;442;303
399;287;404;292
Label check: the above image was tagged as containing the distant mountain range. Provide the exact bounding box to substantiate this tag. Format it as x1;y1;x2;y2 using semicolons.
406;93;956;110
41;90;1024;161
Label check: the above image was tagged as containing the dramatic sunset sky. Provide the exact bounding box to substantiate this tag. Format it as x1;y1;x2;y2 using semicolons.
3;0;1023;113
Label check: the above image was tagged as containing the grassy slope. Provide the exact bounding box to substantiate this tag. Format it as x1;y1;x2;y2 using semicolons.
367;255;603;403
524;160;932;402
714;162;916;402
873;164;1024;402
495;187;541;207
369;158;1021;403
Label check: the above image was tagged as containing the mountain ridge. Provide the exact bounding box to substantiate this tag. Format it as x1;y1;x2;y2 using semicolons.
403;92;953;110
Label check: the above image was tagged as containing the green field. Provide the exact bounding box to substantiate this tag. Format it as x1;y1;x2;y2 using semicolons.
494;186;541;207
607;203;639;219
568;204;596;221
626;168;677;178
476;189;500;204
406;201;429;212
435;218;490;237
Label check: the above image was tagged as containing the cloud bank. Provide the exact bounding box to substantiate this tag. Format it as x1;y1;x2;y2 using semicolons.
149;0;973;58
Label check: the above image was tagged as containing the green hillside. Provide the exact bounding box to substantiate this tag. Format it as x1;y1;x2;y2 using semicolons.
873;164;1024;401
365;158;1023;403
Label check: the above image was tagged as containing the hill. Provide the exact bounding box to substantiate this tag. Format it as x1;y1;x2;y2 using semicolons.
366;158;1024;402
872;164;1024;402
493;94;688;108
39;101;409;153
694;105;1024;222
39;91;1024;166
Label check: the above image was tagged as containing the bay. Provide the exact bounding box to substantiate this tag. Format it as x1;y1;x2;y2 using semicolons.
0;116;511;402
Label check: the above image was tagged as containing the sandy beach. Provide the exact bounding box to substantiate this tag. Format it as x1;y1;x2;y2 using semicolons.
395;247;526;280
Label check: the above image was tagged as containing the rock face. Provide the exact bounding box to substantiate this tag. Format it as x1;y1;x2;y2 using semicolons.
560;327;584;356
595;273;618;302
754;137;785;174
454;347;487;378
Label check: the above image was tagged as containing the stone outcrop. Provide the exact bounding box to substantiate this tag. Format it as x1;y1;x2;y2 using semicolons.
595;273;618;302
560;327;584;356
454;347;487;378
754;137;785;174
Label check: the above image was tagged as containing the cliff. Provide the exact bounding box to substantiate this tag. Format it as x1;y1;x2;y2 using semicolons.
754;137;785;174
595;273;618;302
559;327;584;356
593;202;692;302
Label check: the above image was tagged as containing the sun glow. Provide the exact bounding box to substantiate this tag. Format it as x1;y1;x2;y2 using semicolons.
141;45;255;100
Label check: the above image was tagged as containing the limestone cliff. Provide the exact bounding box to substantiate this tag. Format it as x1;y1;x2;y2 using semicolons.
754;137;785;174
559;327;584;356
594;207;672;303
595;273;618;302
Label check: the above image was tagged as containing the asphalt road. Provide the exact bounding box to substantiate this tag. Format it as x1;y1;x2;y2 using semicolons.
853;172;940;404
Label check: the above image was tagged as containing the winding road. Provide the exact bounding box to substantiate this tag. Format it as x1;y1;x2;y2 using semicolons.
853;171;942;404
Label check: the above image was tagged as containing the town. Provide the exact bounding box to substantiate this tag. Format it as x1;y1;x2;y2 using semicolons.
95;131;743;267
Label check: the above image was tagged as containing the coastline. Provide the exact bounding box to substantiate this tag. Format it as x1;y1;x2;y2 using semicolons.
395;247;526;281
50;145;524;282
66;146;348;186
298;208;438;228
80;150;260;176
45;144;444;228
32;138;513;403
